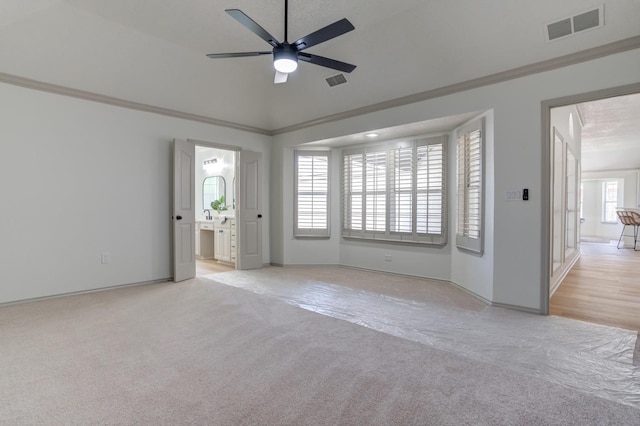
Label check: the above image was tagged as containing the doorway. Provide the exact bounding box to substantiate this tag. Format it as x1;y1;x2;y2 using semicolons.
195;144;237;277
543;85;640;330
172;139;264;282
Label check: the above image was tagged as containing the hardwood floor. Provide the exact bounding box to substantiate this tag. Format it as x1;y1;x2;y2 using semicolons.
550;242;640;331
196;258;235;276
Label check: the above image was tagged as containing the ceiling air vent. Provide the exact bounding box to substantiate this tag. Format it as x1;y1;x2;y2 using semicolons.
546;5;604;42
325;73;348;87
547;18;572;41
573;8;601;32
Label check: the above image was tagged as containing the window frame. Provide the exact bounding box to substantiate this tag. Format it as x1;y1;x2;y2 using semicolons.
294;150;331;238
341;135;447;245
601;180;618;224
456;118;485;255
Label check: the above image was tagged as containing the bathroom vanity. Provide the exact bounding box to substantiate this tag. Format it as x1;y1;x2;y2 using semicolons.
196;217;236;266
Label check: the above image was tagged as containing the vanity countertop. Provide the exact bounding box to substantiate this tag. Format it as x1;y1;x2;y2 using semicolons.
198;217;235;226
198;216;235;222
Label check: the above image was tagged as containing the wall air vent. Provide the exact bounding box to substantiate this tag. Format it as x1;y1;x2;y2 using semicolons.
325;73;348;87
545;5;604;42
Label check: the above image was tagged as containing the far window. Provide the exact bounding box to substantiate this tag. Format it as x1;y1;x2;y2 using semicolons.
602;181;618;223
294;151;330;237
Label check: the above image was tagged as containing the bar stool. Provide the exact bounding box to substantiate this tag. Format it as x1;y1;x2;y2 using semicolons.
615;210;640;251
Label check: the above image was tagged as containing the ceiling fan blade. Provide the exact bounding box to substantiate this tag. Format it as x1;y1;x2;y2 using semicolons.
298;52;356;73
292;18;354;51
274;71;288;84
206;51;272;59
225;9;281;48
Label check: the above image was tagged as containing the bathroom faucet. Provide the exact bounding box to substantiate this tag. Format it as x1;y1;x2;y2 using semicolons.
203;209;212;220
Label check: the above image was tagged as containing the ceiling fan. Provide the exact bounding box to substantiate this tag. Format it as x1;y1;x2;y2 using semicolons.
206;0;356;84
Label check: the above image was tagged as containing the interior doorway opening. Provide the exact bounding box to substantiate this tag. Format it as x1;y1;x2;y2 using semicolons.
543;85;640;331
172;139;263;282
194;144;237;277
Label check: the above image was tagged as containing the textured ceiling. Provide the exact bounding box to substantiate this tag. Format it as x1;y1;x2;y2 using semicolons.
578;93;640;172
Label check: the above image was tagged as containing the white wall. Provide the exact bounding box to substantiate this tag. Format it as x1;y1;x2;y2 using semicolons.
270;143;285;265
582;170;639;240
0;83;271;304
580;179;622;239
580;180;600;236
551;105;582;158
271;47;640;311
270;146;341;266
451;111;495;302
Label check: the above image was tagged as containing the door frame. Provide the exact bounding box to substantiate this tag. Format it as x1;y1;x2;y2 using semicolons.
540;82;640;315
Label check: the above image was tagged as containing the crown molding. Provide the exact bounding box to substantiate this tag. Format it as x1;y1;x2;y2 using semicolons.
1;35;639;138
272;35;640;135
0;72;271;136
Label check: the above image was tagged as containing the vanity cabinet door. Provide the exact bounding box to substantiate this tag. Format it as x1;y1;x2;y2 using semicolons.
214;228;224;260
214;219;235;263
222;229;231;262
214;220;232;263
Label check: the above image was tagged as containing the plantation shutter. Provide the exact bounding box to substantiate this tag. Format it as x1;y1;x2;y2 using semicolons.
365;151;387;233
456;119;484;254
294;150;330;237
342;136;447;245
390;144;413;233
417;140;445;236
343;153;363;232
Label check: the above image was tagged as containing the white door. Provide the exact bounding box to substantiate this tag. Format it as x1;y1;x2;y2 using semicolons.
173;139;196;282
237;150;263;270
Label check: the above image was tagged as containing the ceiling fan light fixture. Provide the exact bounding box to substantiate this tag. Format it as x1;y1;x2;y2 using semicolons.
206;4;356;83
273;45;298;73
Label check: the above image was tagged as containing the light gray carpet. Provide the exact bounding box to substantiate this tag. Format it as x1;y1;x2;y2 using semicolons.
1;278;639;425
207;266;640;407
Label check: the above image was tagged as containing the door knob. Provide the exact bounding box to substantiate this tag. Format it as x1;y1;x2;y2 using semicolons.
176;215;183;220
257;214;263;218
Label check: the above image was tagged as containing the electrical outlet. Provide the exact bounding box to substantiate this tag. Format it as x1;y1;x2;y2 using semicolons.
384;255;392;262
101;252;111;264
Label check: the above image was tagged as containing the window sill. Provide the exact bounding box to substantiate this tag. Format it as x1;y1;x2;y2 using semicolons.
342;235;447;247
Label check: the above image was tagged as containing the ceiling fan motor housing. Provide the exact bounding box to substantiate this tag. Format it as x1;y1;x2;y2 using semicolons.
273;44;298;73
